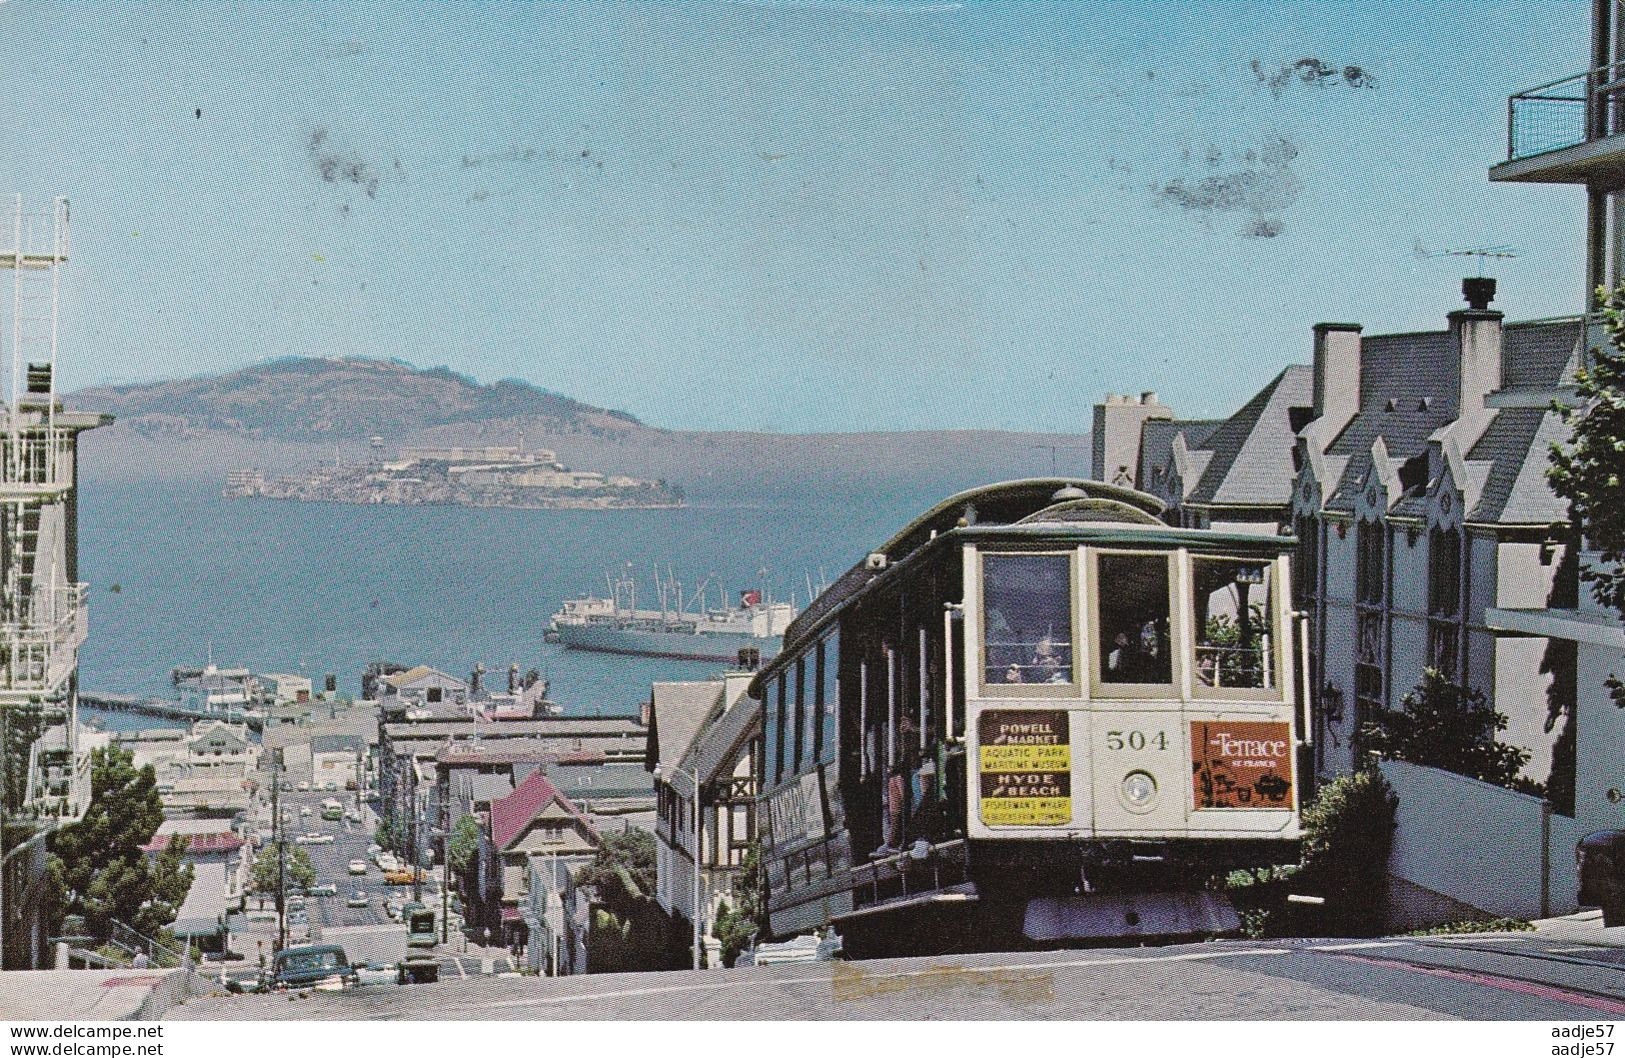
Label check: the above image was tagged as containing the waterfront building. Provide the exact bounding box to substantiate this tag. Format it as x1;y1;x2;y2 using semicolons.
648;673;758;966
1479;0;1625;833
256;673;312;707
379;665;469;707
0;197;110;967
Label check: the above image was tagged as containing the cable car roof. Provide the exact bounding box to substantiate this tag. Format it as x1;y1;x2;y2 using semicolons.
754;478;1293;693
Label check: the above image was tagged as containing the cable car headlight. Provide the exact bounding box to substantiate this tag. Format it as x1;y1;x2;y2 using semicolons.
1121;770;1158;810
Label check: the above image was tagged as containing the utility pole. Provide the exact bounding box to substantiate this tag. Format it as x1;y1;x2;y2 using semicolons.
441;832;449;944
410;761;422;904
689;764;702;971
272;748;286;952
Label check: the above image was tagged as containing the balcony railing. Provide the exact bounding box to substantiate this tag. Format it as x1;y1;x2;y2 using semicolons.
0;582;87;697
1507;64;1625;162
22;732;90;824
0;426;75;497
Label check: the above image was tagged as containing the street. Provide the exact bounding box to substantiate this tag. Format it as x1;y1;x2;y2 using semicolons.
175;927;1625;1020
239;790;517;979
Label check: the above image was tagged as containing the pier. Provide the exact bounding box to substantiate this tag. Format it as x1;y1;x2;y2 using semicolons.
80;692;263;730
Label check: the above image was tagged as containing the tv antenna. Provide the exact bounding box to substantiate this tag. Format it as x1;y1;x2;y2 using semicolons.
1412;241;1519;276
1027;443;1090;475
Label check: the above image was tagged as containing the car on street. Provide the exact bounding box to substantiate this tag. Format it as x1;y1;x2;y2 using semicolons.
296;831;334;845
367;843;381;856
299;805;311;817
296;781;310;792
324;781;339;791
353;961;396;987
346;890;368;908
348;859;368;875
1579;829;1625;927
308;883;338;897
268;944;357;991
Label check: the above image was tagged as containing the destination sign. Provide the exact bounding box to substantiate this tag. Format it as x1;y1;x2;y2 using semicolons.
977;709;1072;826
1190;720;1294;810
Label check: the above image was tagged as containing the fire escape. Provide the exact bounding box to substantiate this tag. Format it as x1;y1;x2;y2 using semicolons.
0;197;91;837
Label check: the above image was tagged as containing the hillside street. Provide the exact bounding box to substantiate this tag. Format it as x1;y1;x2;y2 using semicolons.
167;924;1625;1020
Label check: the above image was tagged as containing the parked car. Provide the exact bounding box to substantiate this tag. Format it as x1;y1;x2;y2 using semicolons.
308;883;338;897
1579;830;1625;927
354;961;396;987
297;781;310;792
346;890;369;909
299;805;311;817
348;859;368;875
269;944;357;991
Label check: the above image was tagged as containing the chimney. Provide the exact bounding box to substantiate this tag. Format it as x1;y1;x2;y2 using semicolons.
1091;391;1174;490
1312;322;1362;428
1450;278;1503;415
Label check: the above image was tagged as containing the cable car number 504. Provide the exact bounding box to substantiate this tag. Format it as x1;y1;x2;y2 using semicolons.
1105;730;1168;751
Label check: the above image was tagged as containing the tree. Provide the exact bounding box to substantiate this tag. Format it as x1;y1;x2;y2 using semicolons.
1550;280;1625;706
45;746;192;939
446;814;482;878
712;842;765;967
577;828;667;972
1362;669;1532;790
249;844;315;895
577;827;656;897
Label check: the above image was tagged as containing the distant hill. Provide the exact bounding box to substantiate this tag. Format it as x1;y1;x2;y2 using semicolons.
73;356;642;440
69;357;1094;503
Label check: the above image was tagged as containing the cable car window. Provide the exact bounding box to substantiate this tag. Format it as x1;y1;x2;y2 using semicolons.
981;553;1074;686
1192;558;1276;692
772;674;788;786
793;659;807;772
1097;552;1172;685
820;632;839;764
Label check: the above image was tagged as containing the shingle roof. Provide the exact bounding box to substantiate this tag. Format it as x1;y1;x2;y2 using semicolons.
1467;407;1571;525
1187;366;1313;507
1139;418;1222;492
489;770;595;851
1358;330;1458;417
1321;318;1580;518
1502;319;1582;390
311;734;363;755
649;681;723;772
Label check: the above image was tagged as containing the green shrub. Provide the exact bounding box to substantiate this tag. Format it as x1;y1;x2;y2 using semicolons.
1404;917;1533;937
1300;769;1398;936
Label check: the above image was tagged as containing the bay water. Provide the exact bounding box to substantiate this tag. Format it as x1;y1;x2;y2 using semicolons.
75;478;933;720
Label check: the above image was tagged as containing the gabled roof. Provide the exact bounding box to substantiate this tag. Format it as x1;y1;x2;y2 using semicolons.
1186;365;1313;508
489;769;596;852
648;681;723;773
382;665;462;688
1139;418;1222;493
1465;407;1571;525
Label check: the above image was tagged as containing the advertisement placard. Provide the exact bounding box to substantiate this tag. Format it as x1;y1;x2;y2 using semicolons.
1190;720;1294;809
977;709;1071;825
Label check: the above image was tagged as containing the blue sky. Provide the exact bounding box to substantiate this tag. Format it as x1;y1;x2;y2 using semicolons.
0;0;1592;431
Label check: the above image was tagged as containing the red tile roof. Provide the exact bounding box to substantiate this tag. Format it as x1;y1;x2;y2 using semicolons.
141;831;242;855
488;769;597;852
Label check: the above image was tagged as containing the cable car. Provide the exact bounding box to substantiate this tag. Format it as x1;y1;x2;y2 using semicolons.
749;479;1308;955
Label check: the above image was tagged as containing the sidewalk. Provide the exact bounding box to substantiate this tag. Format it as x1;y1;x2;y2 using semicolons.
1527;907;1625;948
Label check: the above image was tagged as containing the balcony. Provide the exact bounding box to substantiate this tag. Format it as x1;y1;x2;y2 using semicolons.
1494;65;1625;184
21;727;90;825
0;424;76;498
0;582;87;700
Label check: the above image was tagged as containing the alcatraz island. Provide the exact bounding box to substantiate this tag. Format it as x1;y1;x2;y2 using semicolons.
225;441;684;510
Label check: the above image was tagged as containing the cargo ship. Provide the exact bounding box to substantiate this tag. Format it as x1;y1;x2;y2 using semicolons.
546;571;797;662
